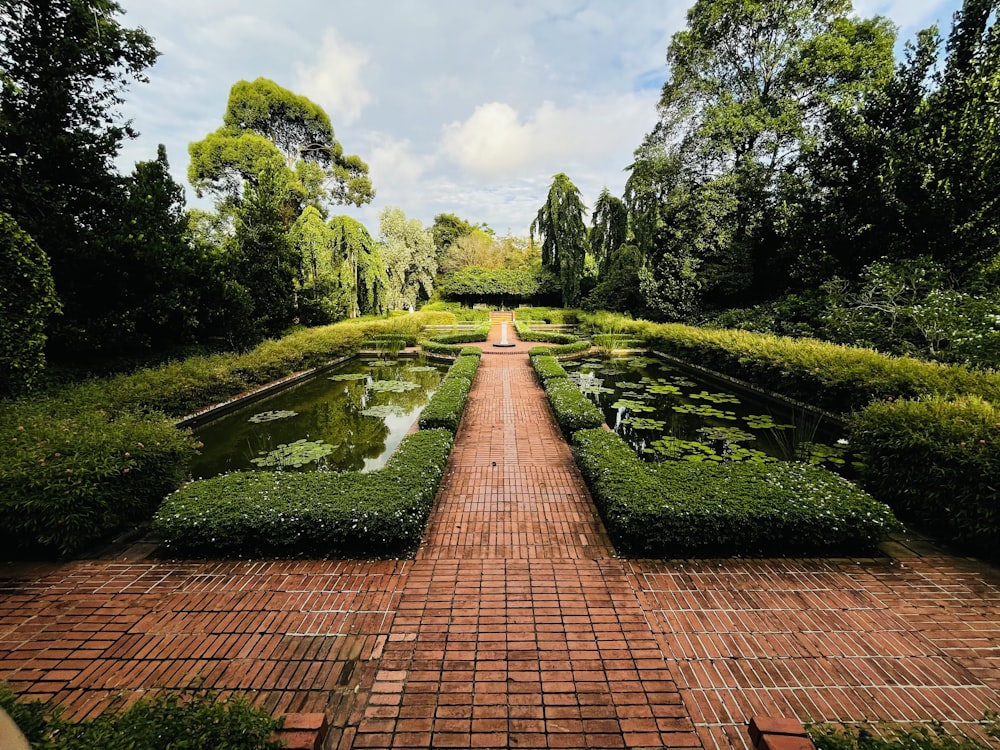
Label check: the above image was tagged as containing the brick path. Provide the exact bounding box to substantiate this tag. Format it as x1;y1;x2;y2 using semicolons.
3;320;1000;749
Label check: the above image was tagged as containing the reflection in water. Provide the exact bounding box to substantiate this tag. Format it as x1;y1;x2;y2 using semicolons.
190;357;449;478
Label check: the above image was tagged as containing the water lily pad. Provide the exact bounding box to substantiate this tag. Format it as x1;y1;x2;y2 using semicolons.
328;373;368;381
369;379;421;393
627;356;657;367
361;405;406;419
622;417;666;430
247;410;298;423
689;390;741;404
612;398;656;413
672;403;738;420
744;414;796;430
697;426;756;443
648;383;682;396
406;365;438;373
645;436;721;461
800;442;847;466
366;360;398;368
620;390;652;400
669;377;697;387
251;439;337;468
616;381;646;390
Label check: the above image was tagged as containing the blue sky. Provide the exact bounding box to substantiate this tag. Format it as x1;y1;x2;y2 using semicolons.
116;0;965;236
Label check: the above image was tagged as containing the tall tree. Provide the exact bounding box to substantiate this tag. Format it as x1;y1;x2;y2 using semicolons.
589;188;628;276
0;0;158;352
379;207;437;310
431;212;475;256
188;78;373;213
530;173;589;307
637;0;896;308
329;216;389;317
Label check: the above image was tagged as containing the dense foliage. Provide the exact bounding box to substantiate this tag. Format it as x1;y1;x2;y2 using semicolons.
572;428;901;556
0;683;283;750
154;428;454;557
530;359;605;435
418;355;480;432
436;265;559;307
531;173;589;307
0;212;59;396
808;715;1000;750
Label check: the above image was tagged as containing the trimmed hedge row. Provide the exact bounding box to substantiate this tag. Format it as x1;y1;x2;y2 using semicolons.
513;320;578;344
0;312;457;557
530;358;605;434
595;316;1000;413
581;311;1000;557
527;340;593;359
572;428;901;556
418;355;481;432
426;322;491;345
514;307;581;324
849;396;1000;556
153;428;454;557
530;353;570;383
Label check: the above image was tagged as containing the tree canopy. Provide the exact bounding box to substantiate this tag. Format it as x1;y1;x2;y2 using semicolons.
531;173;589;307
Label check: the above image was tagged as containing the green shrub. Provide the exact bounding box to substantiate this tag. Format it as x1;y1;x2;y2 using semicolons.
572;428;901;556
807;715;1000;750
418;376;473;432
513;320;579;344
530;354;569;383
543;377;605;434
515;307;581;324
0;683;283;750
153;429;454;557
418;338;464;356
446;354;481;381
427;322;490;344
459;346;483;358
849;396;1000;556
420;301;492;322
0;406;198;556
528;340;593;359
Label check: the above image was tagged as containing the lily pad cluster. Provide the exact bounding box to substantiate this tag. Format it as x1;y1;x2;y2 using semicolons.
251;439;337;468
360;405;406;419
328;372;368;382
247;409;298;423
368;379;421;393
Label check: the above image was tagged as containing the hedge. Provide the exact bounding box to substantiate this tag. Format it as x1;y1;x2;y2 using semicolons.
0;683;282;750
153;428;454;557
0;312;456;557
581;311;1000;557
513;320;579;344
572;428;901;556
530;353;570;383
528;340;593;359
541;377;605;434
514;307;581;324
426;322;491;344
418;355;481;432
849;396;1000;556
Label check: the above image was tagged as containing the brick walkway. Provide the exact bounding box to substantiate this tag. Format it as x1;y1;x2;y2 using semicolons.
3;320;1000;749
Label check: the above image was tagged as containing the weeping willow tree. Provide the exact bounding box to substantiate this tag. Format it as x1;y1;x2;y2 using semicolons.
329;215;389;317
590;187;628;276
530;173;589;307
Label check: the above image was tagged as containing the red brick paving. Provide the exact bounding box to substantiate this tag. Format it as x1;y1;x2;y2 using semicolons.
3;318;1000;749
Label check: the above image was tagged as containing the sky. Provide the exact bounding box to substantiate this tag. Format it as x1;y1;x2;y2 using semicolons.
115;0;965;238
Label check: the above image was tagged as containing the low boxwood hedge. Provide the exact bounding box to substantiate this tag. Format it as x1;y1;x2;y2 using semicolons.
153;428;454;557
530;353;569;383
572;428;901;556
426;322;490;345
417;355;480;432
513;320;578;344
528;340;592;359
542;377;605;434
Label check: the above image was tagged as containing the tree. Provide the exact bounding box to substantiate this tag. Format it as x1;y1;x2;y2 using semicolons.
379;207;437;310
590;188;627;276
637;0;896;308
0;212;59;395
188;78;373;213
0;0;158;352
530;173;589;307
431;212;476;256
228;163;298;345
290;205;342;324
329;216;389;317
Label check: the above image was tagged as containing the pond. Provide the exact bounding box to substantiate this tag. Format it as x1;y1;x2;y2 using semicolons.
562;355;852;469
189;356;450;478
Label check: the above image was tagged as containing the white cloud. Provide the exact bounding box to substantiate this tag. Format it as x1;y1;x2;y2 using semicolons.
439;93;655;183
294;27;372;125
